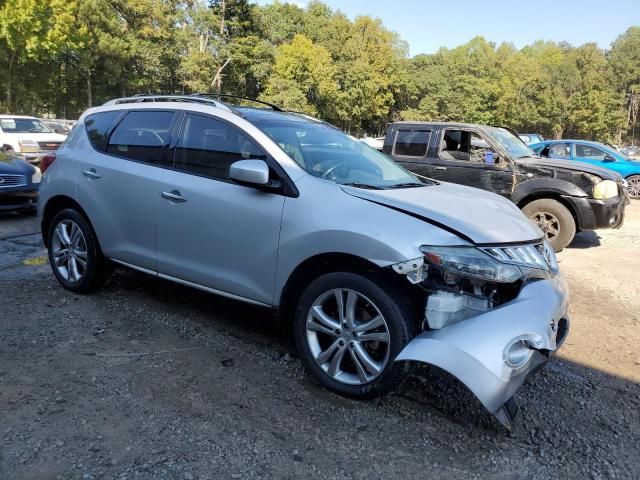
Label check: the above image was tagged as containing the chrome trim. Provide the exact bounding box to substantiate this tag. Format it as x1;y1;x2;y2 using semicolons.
482;242;557;272
110;258;156;276
109;258;271;307
0;174;26;187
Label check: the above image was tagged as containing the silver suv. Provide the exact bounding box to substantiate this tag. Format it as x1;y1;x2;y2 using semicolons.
38;95;569;429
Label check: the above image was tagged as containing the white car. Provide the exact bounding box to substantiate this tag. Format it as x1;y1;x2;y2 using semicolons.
0;115;67;163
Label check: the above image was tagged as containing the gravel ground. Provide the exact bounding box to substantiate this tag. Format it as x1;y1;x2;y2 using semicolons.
1;205;639;480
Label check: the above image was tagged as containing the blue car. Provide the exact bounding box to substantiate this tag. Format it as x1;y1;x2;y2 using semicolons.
530;140;640;199
0;152;41;212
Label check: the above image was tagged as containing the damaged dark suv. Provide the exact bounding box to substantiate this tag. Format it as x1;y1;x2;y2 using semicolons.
384;122;629;251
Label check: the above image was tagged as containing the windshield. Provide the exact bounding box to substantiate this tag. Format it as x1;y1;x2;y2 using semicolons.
486;127;535;159
254;119;427;189
0;118;52;134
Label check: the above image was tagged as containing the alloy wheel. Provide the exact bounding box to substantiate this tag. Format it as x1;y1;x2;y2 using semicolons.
305;288;391;385
51;219;88;283
627;175;640;199
532;212;560;241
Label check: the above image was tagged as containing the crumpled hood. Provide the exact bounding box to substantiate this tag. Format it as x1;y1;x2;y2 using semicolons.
341;182;542;245
516;157;621;181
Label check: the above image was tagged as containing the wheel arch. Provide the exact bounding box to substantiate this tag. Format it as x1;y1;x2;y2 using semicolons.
41;195;95;248
277;252;420;326
516;193;579;230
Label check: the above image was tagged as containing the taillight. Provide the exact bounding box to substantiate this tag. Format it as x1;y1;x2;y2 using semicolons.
40;153;56;173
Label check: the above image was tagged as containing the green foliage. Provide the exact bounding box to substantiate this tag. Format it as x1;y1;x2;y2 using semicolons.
0;0;636;142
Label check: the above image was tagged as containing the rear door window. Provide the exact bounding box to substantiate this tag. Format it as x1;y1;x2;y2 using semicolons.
575;144;606;160
85;111;122;152
393;129;431;157
107;111;176;165
174;113;267;181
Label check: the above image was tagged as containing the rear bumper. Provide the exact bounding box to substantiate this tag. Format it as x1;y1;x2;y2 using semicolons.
396;275;569;429
563;195;627;231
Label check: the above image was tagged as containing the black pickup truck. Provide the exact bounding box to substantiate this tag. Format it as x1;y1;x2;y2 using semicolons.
383;122;628;251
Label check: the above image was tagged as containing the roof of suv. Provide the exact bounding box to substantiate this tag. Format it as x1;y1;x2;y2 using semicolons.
100;95;326;127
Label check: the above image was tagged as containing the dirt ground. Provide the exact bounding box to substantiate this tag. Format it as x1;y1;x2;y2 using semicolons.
1;203;639;480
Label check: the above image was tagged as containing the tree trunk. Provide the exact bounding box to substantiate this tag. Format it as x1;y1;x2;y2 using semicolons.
219;0;226;36
6;51;16;110
86;69;93;108
211;58;231;94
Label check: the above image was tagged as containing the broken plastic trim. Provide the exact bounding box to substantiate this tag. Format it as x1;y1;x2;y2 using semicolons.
391;257;425;284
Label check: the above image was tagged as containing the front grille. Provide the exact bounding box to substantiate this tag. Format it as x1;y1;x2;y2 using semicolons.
482;242;558;272
0;174;26;187
37;141;61;151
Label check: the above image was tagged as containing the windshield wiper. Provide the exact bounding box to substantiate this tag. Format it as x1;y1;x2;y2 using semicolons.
340;182;384;190
385;182;427;189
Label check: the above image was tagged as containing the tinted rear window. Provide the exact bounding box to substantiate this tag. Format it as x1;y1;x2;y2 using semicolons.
85;111;122;151
107;111;175;165
393;130;431;157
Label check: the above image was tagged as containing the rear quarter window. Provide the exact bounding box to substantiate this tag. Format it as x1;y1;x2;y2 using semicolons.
393;129;431;157
85;111;122;152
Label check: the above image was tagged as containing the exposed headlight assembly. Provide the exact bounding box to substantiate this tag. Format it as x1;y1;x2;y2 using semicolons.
593;179;618;199
420;241;558;284
420;246;522;283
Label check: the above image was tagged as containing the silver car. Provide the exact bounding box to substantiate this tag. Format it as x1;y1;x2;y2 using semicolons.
38;95;569;429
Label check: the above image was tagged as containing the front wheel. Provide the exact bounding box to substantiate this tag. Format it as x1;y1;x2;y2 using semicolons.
522;198;576;252
626;175;640;199
294;272;414;399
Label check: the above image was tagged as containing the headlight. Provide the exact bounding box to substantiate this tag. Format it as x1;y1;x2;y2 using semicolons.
18;140;40;153
420;246;523;283
421;242;557;284
31;166;42;184
593;180;618;199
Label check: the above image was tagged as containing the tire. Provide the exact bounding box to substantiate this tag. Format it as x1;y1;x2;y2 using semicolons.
626;175;640;199
47;208;112;293
293;271;414;399
522;199;576;252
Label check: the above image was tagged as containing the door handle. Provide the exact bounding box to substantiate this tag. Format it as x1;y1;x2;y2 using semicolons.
435;166;447;171
160;190;187;203
82;168;101;179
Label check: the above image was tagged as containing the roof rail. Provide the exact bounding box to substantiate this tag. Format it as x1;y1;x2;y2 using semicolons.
103;95;232;112
190;93;284;112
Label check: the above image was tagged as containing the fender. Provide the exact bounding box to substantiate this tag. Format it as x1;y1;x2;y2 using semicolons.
512;178;589;205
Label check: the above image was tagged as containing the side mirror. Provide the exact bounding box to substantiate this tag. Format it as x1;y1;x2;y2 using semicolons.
230;159;270;186
603;155;616;162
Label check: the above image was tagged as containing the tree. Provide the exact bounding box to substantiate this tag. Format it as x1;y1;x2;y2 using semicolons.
0;0;79;110
260;34;338;117
609;27;640;142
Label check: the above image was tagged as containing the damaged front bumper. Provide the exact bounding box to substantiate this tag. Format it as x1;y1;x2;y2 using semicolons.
395;275;569;429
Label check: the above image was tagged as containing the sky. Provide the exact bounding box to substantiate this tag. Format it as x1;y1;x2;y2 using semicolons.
255;0;640;56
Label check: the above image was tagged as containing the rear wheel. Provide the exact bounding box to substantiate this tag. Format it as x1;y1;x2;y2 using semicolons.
47;209;112;293
522;198;576;252
294;272;414;399
626;175;640;199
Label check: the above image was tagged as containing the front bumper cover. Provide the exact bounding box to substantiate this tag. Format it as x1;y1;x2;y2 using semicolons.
395;275;569;429
564;194;627;231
